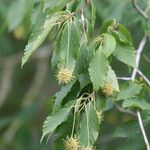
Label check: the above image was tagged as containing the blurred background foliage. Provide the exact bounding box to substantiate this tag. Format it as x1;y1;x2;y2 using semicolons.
0;0;150;150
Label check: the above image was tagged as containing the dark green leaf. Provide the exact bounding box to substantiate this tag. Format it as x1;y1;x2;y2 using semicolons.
75;44;89;74
117;82;142;101
104;97;114;111
79;102;100;147
44;0;71;12
114;120;139;138
79;71;91;89
53;81;75;112
95;92;106;111
54;115;73;150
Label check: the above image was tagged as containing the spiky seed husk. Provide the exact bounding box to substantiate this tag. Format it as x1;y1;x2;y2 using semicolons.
102;80;114;96
64;137;79;150
56;68;73;84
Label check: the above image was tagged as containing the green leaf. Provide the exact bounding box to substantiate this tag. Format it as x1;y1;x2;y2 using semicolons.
22;12;63;66
79;102;100;147
41;100;74;142
104;97;114;111
113;43;136;68
62;81;81;106
51;23;66;69
112;24;132;45
54;115;73;150
114;120;139;138
106;66;119;91
7;0;30;31
60;20;80;71
31;2;46;30
75;44;89;74
101;33;116;57
122;98;150;110
89;46;109;91
44;0;71;12
91;0;96;28
79;72;91;89
95;92;106;111
100;19;117;33
53;81;75;112
117;82;142;101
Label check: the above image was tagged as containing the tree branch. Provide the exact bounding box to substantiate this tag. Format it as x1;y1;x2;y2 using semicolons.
137;111;150;150
131;0;148;20
117;77;132;81
131;36;147;80
117;35;150;149
137;69;150;86
131;36;150;150
115;104;137;117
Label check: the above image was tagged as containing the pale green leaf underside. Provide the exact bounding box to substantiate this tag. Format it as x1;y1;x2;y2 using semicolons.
41;100;74;142
60;20;80;71
106;66;119;91
113;43;136;68
117;82;142;101
22;12;62;67
89;46;109;91
102;33;116;57
79;102;100;147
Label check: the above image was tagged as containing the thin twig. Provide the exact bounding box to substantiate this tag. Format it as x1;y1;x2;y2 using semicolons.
117;35;149;149
131;36;150;150
137;111;150;150
137;69;150;86
114;104;137;117
131;0;148;20
143;55;150;63
117;77;132;81
131;36;147;80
